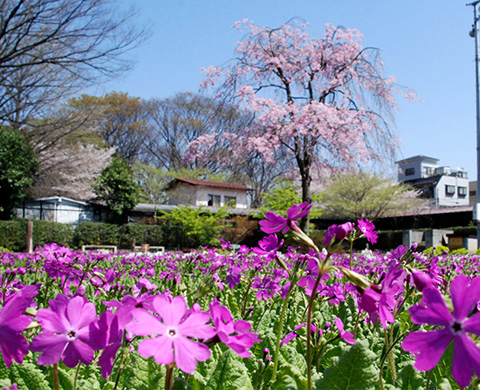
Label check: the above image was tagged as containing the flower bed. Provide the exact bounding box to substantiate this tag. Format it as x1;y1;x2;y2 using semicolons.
1;205;480;389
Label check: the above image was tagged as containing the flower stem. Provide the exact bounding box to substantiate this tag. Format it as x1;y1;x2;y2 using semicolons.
425;369;432;390
349;239;354;269
53;363;60;390
384;327;397;383
240;279;253;316
73;364;80;390
306;271;324;390
271;283;295;382
165;362;175;390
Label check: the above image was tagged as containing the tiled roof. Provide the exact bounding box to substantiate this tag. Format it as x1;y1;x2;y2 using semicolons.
173;178;253;191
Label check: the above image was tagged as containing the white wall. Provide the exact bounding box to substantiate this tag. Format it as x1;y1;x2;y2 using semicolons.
435;176;469;206
398;159;438;181
195;186;248;209
16;198;98;223
167;184;248;208
167;186;198;206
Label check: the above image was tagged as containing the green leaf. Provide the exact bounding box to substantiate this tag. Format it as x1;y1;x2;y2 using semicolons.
273;362;308;390
397;364;424;390
205;349;253;390
8;362;51;390
429;343;455;389
315;339;378;390
120;352;165;390
433;378;453;390
76;363;104;389
57;365;74;390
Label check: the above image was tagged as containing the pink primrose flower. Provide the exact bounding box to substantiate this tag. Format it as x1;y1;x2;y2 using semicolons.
95;311;123;378
357;219;378;244
252;276;280;301
334;318;355;345
411;270;437;292
0;285;39;367
358;261;406;329
402;274;480;388
209;297;261;358
126;295;215;374
259;202;312;234
324;222;354;246
253;234;284;255
30;294;103;368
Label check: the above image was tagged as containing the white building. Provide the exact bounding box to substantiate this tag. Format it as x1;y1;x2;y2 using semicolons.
396;155;469;207
166;178;252;209
16;196;106;223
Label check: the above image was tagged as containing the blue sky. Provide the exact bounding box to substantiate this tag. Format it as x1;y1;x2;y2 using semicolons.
104;1;478;179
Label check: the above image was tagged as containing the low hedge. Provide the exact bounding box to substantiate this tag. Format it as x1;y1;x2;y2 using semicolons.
0;219;28;252
0;220;170;251
0;218;465;253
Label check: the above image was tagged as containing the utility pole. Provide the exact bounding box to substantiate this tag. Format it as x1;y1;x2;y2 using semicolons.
468;1;480;245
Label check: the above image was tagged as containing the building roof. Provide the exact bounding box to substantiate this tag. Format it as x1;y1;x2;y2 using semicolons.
169;178;253;191
28;196;90;206
383;204;473;218
132;203;254;216
396;155;439;165
402;176;442;186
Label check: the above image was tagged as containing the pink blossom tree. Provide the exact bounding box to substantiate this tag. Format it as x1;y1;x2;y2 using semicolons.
189;19;412;229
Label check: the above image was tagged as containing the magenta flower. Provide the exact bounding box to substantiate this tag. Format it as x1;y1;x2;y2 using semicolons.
252;276;280;301
208;297;261;358
324;222;354;246
334;318;355;345
253;234;284;255
358;261;406;329
95;311;123;378
0;285;39;367
357;219;378;244
402;274;480;388
411;270;437;292
30;294;103;368
126;295;215;374
259;202;312;234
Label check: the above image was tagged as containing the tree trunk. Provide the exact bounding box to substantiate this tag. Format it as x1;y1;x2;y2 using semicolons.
299;170;312;232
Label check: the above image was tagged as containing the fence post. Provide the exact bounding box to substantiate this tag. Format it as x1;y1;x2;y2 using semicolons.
26;221;33;253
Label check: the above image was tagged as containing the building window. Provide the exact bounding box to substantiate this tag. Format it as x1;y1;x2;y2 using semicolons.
458;186;467;196
207;194;221;207
405;168;415;176
470;190;477;196
224;196;237;208
423;167;434;177
445;185;456;195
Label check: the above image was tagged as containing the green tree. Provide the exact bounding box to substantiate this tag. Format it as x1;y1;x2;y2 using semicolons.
92;155;140;223
252;179;322;219
319;170;423;220
68;92;150;163
160;205;230;248
0;126;38;219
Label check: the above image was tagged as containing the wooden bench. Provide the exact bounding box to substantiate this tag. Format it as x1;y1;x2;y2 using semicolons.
81;245;117;253
133;245;165;253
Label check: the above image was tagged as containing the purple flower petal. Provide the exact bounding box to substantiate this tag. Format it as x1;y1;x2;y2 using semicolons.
409;287;452;326
154;295;187;326
128;308;166;336
173;336;211;374
138;336;173;365
450;274;480;320
402;328;452;371
451;334;480;388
